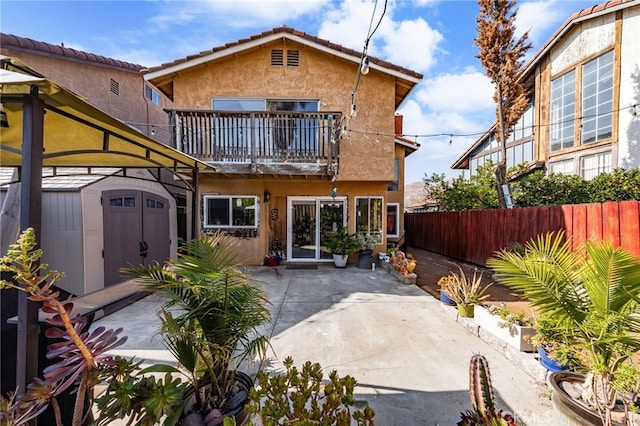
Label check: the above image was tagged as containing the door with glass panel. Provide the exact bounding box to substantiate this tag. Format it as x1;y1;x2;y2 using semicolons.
288;197;346;261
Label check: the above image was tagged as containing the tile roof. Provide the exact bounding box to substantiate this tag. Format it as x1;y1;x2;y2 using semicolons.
0;33;145;73
143;26;423;80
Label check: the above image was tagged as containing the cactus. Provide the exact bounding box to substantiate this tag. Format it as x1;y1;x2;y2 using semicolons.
469;354;496;416
458;354;518;426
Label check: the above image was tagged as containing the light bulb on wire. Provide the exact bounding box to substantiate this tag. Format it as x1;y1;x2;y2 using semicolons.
361;57;370;75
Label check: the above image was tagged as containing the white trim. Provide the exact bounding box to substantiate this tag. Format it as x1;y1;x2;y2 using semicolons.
287;196;347;262
386;203;400;238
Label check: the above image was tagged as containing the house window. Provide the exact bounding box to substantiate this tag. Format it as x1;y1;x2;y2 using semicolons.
507;104;534;143
110;78;120;96
581;51;613;144
549;159;574;175
355;197;383;244
581;151;611;180
203;195;258;228
145;85;160;106
386;203;400;238
387;158;399;191
550;70;576;152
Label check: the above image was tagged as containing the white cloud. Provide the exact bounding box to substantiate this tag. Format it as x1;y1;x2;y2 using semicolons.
516;0;578;46
415;69;494;112
201;0;330;28
378;17;443;73
318;0;389;53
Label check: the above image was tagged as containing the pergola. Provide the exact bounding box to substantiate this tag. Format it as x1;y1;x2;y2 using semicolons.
0;55;211;394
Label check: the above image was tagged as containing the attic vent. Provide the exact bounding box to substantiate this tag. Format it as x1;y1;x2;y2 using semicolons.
271;49;284;66
287;50;299;67
110;78;120;96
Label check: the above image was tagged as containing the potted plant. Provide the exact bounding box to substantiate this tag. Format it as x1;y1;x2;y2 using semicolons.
530;314;582;373
473;304;536;352
445;265;491;318
123;232;272;425
355;232;378;269
488;231;640;425
437;274;458;306
324;226;359;268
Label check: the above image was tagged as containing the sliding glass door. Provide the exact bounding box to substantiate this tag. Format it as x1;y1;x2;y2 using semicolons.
288;197;346;261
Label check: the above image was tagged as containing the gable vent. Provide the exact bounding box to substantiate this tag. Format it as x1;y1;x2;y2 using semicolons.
287;50;299;67
271;49;284;66
110;78;120;96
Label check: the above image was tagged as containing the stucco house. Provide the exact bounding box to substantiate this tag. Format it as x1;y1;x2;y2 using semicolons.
144;26;422;264
452;0;640;180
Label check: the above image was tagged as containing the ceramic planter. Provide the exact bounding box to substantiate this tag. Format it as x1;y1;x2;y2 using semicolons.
439;289;456;306
457;304;474;317
537;346;567;372
474;305;536;352
332;254;348;268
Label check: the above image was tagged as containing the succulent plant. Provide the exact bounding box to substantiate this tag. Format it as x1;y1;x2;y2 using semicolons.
458;354;518;426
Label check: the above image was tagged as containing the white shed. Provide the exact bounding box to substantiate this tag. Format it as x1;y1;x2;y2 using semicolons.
0;167;177;296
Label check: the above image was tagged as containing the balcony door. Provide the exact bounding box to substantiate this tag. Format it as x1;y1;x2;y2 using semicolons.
287;196;346;261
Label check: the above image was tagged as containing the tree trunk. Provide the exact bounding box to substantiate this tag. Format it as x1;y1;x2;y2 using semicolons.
495;84;508;209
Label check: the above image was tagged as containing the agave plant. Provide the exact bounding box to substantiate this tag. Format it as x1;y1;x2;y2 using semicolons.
124;232;271;423
487;231;640;425
0;228;127;426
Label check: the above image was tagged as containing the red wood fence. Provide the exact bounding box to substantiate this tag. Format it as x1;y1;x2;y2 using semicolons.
404;201;640;266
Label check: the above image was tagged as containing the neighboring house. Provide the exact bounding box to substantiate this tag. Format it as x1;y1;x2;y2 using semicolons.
452;0;640;181
405;198;439;213
144;26;422;264
0;33;170;144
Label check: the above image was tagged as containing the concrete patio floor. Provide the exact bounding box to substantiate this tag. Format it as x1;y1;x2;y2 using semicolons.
91;264;553;425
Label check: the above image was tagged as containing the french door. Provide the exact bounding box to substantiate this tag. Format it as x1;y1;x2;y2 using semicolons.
287;196;346;261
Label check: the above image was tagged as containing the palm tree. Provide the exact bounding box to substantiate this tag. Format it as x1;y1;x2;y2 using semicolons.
126;232;271;420
487;231;640;425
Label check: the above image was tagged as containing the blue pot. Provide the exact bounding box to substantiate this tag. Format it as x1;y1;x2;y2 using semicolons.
538;346;567;372
440;290;456;306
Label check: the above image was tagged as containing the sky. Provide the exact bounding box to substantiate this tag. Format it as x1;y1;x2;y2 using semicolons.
1;0;600;184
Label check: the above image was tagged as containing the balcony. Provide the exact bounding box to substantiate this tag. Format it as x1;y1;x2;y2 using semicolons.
167;110;342;177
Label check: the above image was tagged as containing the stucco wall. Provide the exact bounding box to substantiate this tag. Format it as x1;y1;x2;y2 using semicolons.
0;49;171;144
171;39;396;182
198;175;391;264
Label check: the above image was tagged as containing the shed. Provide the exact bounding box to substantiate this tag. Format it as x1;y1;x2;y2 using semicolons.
0;167;177;296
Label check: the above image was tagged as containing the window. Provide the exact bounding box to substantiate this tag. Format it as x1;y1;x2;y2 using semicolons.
387;158;399;191
550;70;576;152
203;195;258;228
110;78;120;96
355;197;383;244
581;51;613;144
549;159;574;175
145;85;160;106
507;104;534;143
581;151;611;180
386;203;400;238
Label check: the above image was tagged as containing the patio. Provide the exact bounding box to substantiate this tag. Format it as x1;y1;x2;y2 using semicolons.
91;260;553;425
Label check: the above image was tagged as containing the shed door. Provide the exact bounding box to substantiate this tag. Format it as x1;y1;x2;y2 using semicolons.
103;190;170;287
